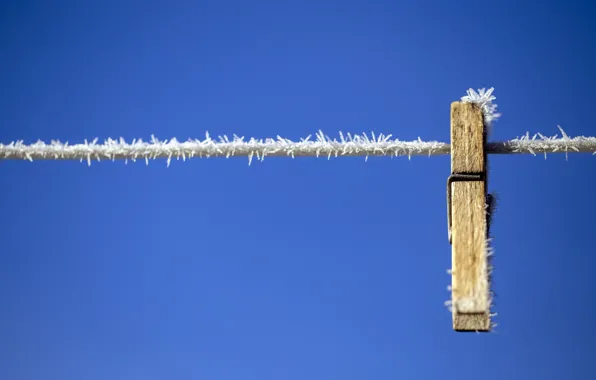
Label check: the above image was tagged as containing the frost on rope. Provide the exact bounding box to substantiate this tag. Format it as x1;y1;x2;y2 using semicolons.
0;131;449;166
488;126;596;159
2;129;595;166
2;88;596;166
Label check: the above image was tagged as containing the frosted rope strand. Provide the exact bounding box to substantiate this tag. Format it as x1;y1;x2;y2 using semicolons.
1;128;595;166
0;131;449;166
489;126;596;158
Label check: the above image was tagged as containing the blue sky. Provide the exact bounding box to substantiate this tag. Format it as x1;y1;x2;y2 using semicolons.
1;0;596;379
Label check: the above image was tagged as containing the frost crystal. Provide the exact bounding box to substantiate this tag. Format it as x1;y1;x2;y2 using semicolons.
461;87;501;128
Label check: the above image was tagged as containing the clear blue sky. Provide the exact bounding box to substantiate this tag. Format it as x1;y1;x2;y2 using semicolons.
1;0;595;379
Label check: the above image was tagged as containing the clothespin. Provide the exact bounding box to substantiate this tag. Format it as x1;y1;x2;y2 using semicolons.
447;102;491;332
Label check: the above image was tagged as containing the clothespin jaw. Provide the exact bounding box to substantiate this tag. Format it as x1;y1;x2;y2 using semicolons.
448;102;491;332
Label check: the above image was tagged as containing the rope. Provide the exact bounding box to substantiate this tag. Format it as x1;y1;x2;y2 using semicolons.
0;128;594;166
488;127;596;158
1;89;593;165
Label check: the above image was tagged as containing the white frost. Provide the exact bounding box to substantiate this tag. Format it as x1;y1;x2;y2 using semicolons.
2;88;596;166
1;128;595;166
0;131;449;166
461;87;501;128
488;126;596;159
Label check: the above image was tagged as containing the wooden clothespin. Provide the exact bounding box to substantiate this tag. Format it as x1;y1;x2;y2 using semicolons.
447;101;491;332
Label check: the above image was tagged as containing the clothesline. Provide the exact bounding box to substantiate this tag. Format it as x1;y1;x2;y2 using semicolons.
2;88;593;166
0;128;594;166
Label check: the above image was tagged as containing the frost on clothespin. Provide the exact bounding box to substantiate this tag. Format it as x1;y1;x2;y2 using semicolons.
461;88;501;132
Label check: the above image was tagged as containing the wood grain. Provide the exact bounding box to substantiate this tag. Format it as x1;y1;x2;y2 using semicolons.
450;102;490;332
